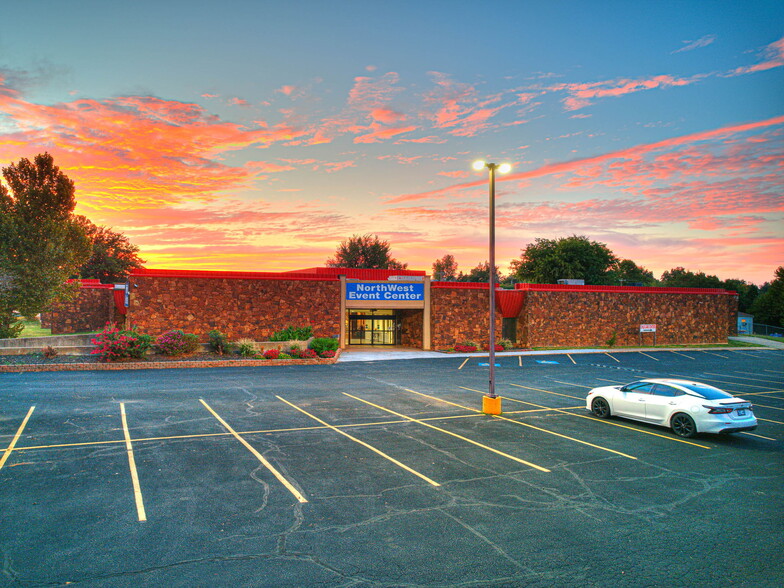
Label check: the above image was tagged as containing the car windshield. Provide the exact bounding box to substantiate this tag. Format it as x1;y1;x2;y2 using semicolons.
677;382;733;400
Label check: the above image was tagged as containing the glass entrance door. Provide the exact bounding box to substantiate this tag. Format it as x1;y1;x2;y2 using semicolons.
348;310;398;346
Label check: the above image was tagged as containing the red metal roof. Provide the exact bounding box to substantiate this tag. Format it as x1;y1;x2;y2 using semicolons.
514;283;737;295
131;267;426;281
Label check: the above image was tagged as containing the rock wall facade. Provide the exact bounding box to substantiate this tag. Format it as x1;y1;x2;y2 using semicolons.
516;290;736;348
42;288;116;335
126;275;341;340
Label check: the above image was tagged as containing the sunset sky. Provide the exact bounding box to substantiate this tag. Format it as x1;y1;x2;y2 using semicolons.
1;1;782;284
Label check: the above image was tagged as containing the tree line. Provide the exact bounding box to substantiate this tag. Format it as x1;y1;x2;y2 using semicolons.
328;234;783;326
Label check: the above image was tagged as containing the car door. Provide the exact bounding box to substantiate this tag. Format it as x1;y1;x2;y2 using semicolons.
614;382;654;419
646;384;681;424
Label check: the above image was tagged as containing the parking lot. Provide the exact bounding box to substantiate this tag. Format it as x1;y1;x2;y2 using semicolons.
1;348;783;587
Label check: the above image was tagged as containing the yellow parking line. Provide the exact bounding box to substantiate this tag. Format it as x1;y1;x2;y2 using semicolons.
670;351;695;360
605;353;620;363
567;354;576;365
639;352;659;361
669;374;778;390
700;350;729;359
343;393;550;472
0;406;35;470
461;387;712;449
408;388;636;460
725;373;784;384
550;380;593;389
458;358;470;370
504;383;584;401
742;432;776;441
200;399;308;503
758;417;784;425
754;403;784;412
276;395;440;487
120;403;147;522
519;356;522;367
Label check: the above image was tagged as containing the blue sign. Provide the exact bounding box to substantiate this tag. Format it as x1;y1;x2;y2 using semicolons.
346;282;424;301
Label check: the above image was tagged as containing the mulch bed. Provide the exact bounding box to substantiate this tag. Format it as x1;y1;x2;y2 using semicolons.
0;350;340;373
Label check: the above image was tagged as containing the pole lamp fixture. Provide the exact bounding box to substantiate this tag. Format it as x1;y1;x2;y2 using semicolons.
472;159;512;415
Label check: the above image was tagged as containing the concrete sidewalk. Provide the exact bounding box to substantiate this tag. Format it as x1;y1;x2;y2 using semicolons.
339;339;784;362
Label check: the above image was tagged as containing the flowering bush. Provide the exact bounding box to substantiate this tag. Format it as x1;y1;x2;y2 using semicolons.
263;349;280;360
319;350;337;358
482;344;505;352
289;347;318;359
454;344;478;353
153;329;200;356
91;324;152;362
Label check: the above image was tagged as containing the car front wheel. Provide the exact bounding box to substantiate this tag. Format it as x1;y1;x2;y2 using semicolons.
671;413;697;438
591;397;611;418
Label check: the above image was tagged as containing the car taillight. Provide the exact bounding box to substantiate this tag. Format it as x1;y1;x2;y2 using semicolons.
704;405;733;414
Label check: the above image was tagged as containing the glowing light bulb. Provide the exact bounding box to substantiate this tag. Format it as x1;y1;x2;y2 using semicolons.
472;160;486;171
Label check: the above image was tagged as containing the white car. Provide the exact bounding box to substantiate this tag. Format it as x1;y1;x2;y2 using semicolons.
585;378;757;438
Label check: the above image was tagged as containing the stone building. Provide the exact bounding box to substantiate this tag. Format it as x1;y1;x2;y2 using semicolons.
44;267;739;349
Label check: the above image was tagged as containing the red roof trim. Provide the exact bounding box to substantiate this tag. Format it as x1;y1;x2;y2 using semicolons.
130;268;338;281
514;283;736;295
68;279;113;289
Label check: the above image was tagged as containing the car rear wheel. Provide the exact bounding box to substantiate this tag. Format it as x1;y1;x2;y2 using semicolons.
671;413;697;438
591;397;611;418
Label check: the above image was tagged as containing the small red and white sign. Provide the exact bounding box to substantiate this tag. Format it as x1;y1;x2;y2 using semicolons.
640;324;657;333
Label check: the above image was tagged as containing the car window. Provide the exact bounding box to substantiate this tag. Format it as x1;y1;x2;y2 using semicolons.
677;382;732;400
651;384;681;397
622;382;654;394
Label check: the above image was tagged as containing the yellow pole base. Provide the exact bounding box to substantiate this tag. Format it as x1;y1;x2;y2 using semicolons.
482;395;502;415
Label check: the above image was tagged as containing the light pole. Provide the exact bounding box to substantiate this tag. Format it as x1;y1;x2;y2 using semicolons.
472;159;511;415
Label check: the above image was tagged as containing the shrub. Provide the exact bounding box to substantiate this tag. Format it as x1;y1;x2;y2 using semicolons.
207;329;230;355
270;325;313;341
319;350;337;358
235;338;258;357
454;344;478;353
263;349;280;360
91;323;152;362
310;337;339;354
482;343;505;352
498;338;513;350
278;352;292;359
154;329;200;356
289;348;318;359
42;345;58;359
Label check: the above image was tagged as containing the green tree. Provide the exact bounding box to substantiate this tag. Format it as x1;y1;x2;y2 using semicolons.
0;153;91;337
723;279;759;314
326;234;407;269
75;216;145;283
750;267;784;327
608;259;656;286
432;254;458;281
660;267;723;289
509;235;619;285
457;261;504;283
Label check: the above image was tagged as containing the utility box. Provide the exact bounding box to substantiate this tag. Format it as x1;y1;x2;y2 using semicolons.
557;279;585;285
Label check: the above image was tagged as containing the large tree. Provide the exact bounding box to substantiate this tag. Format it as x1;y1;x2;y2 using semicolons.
457;261;504;283
608;259;656;286
432;254;458;281
75;216;145;282
326;234;407;269
509;235;619;285
659;267;724;288
0;153;91;337
750;267;784;327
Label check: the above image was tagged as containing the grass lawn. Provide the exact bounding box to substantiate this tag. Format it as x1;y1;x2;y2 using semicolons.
18;319;52;338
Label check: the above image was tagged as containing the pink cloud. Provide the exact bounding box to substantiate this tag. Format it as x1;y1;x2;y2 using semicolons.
727;36;784;76
354;124;418;143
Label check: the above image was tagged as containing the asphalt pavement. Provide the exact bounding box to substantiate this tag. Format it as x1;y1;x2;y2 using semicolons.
1;347;782;587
